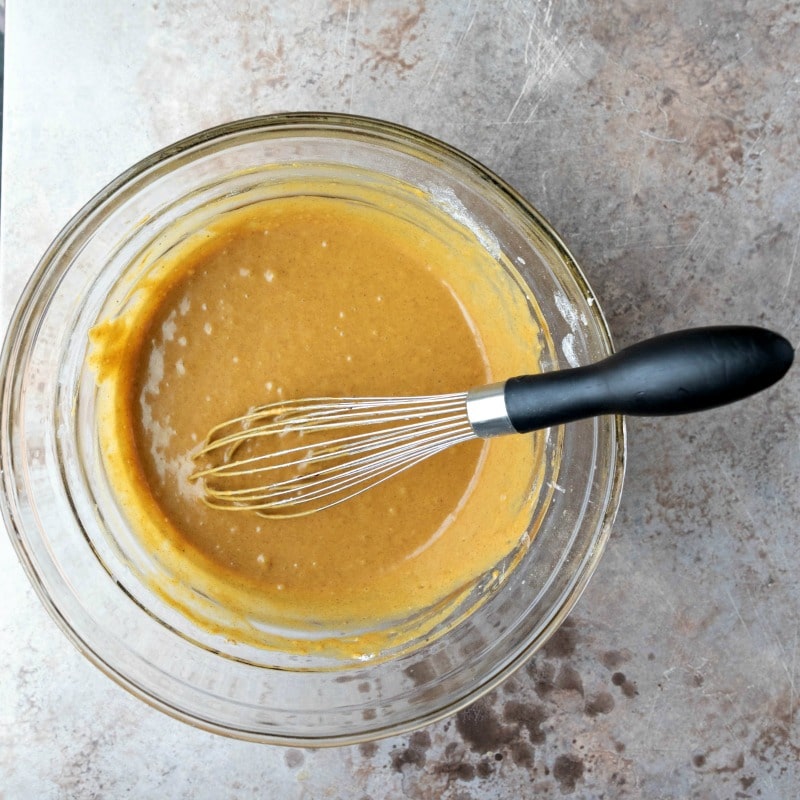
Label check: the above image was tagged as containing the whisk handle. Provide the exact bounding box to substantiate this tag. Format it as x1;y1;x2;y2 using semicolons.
502;326;794;434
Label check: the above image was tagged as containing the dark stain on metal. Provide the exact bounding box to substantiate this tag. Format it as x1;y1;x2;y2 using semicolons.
611;671;639;698
433;751;476;782
359;741;378;759
526;660;557;697
585;691;615;716
553;753;585;793
503;700;548;745
555;664;584;695
541;618;579;659
510;740;535;768
283;749;304;769
390;730;431;772
455;696;519;753
476;757;495;778
600;649;631;669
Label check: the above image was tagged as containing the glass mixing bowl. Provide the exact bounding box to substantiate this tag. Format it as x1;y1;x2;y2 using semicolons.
0;114;625;745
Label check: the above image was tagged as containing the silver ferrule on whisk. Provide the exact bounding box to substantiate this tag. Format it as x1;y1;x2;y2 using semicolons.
465;381;515;438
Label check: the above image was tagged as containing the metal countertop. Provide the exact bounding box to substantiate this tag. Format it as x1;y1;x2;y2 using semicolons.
1;2;797;797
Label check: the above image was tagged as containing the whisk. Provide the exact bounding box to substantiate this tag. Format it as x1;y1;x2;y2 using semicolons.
190;326;794;518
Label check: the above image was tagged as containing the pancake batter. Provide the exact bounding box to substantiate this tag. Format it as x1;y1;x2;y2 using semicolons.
90;177;547;656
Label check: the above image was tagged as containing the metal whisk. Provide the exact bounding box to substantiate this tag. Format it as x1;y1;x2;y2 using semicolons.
190;327;793;518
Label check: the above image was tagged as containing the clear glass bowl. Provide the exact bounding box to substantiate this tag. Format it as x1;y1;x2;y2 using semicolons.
0;113;625;745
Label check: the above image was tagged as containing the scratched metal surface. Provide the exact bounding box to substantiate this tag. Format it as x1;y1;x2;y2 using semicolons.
1;2;798;797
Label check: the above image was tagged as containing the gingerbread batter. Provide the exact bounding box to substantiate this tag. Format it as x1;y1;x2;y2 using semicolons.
90;177;546;655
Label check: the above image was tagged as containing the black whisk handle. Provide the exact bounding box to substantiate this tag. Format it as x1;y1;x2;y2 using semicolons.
503;326;794;434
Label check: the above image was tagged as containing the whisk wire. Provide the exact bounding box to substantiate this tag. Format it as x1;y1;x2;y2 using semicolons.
203;431;475;516
193;411;471;479
191;393;476;517
202;421;475;503
200;394;468;452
